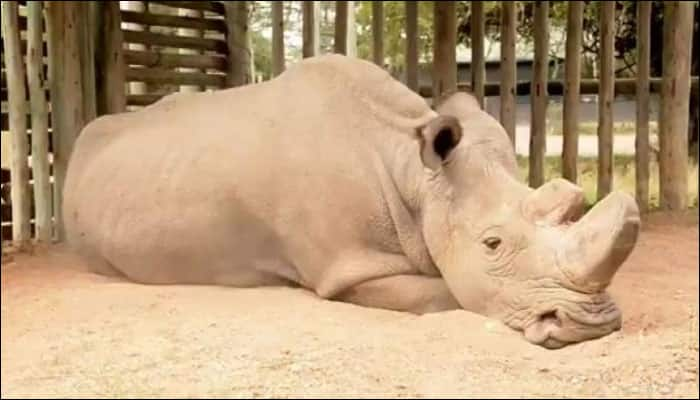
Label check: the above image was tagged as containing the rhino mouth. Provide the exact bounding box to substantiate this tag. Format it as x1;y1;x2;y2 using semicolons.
522;295;622;349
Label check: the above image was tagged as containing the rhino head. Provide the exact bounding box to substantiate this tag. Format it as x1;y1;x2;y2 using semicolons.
416;93;640;349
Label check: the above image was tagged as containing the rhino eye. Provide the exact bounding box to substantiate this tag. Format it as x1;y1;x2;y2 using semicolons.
483;237;502;250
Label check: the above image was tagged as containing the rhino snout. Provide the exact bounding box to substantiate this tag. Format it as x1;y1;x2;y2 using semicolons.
523;296;623;349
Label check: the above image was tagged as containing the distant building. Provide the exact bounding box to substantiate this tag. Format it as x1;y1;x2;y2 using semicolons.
396;57;566;101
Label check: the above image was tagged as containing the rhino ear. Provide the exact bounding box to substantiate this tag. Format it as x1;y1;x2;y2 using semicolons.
414;115;463;170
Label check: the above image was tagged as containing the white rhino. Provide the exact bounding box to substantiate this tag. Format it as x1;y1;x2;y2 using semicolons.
64;55;640;349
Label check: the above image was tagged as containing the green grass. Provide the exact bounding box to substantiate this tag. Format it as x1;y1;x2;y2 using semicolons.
516;155;700;210
546;120;657;137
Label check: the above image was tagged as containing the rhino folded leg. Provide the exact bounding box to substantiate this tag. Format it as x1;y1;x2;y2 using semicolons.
333;275;460;314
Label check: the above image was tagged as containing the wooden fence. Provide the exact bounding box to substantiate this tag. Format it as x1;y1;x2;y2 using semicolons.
1;0;246;243
1;1;698;246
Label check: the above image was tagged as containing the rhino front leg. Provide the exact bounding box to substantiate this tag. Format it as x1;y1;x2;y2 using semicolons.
334;275;461;314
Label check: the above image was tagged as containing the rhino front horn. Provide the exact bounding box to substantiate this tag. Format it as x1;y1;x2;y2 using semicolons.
557;191;641;293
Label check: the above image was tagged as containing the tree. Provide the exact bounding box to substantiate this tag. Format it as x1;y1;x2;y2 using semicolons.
354;1;435;70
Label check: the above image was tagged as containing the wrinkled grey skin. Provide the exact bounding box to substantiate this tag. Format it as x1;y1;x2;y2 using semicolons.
63;55;640;349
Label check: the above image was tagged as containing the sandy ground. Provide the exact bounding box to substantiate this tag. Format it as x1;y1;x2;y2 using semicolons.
1;211;698;398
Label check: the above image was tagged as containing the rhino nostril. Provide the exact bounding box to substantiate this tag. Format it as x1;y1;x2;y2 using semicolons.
538;310;562;327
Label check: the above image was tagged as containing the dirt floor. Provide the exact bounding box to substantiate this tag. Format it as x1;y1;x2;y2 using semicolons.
1;211;698;398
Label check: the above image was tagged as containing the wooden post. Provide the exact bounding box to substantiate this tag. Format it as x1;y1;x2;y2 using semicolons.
405;1;419;92
335;0;349;55
95;1;126;115
178;8;205;92
224;1;251;87
433;1;457;101
659;1;694;210
347;1;356;57
26;1;53;243
80;2;97;123
47;1;87;240
1;1;32;245
302;1;320;58
596;1;615;200
249;28;256;82
372;1;384;66
635;2;651;212
528;1;549;188
470;1;485;108
500;0;516;145
271;1;285;76
562;1;583;183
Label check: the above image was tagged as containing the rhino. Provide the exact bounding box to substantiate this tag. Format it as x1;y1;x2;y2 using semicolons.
63;55;640;349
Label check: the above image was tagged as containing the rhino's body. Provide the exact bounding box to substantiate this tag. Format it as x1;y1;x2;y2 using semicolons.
65;56;453;306
65;55;640;348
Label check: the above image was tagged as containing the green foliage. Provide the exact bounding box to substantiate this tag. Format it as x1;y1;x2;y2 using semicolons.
247;1;698;81
354;1;435;69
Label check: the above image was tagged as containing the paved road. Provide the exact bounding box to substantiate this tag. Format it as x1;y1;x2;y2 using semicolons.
513;126;638;157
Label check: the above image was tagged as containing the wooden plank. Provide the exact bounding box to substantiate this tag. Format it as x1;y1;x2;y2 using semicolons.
0;161;55;181
1;180;56;216
499;0;516;145
470;1;485;108
334;1;349;55
659;1;694;210
417;77;700;98
120;10;227;33
0;39;49;58
1;1;32;244
596;1;615;200
1;113;53;136
302;1;319;58
271;1;285;77
124;49;227;71
432;1;457;101
562;1;583;183
405;1;419;92
95;2;126;116
1;220;42;242
149;1;225;15
122;30;228;53
127;93;167;106
528;1;549;188
372;1;384;66
46;1;86;241
1;223;37;243
126;67;226;87
635;2;651;213
26;1;52;242
223;1;251;87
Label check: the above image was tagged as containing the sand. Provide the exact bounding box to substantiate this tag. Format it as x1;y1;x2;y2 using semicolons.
1;211;698;398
